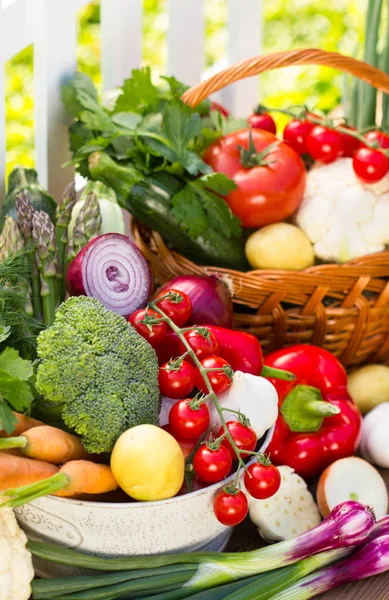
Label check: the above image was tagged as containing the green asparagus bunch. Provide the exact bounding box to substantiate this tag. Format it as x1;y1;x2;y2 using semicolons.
55;181;76;277
66;190;102;264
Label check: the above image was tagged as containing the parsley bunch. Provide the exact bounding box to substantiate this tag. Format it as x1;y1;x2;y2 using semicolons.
62;68;242;242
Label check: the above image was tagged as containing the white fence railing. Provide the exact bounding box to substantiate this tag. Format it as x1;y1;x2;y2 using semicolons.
0;0;262;203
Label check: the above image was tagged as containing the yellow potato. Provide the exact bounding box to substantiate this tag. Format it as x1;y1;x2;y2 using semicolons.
110;424;185;501
245;223;315;270
348;364;389;414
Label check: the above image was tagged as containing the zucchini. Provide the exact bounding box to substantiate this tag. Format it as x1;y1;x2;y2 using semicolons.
88;152;249;271
0;167;57;231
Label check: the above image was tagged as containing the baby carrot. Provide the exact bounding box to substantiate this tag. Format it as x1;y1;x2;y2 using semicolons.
0;412;43;438
0;425;89;464
0;460;118;508
0;453;58;491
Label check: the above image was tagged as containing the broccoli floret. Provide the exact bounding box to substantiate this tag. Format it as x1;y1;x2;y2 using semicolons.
35;296;160;453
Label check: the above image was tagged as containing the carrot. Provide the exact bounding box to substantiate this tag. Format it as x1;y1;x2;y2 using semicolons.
0;425;90;464
0;453;58;491
0;412;43;438
0;460;118;508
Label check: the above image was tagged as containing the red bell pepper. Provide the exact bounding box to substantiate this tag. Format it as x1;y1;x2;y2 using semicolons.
264;345;362;478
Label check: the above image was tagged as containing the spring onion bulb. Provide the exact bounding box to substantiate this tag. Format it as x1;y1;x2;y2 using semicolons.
66;233;151;317
265;527;389;599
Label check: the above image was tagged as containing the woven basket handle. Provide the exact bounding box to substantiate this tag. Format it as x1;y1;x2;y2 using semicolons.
181;48;389;108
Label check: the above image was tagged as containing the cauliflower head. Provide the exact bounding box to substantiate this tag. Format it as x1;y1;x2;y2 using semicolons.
36;296;160;454
296;157;389;263
0;502;34;600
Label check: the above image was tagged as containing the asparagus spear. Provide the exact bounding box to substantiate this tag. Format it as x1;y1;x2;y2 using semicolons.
55;182;76;295
66;191;102;265
32;211;59;326
0;216;33;315
15;193;42;319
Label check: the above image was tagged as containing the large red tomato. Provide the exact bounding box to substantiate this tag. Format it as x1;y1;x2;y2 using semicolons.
203;129;306;228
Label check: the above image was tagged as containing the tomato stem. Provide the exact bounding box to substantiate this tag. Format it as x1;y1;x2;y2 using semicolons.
149;300;251;486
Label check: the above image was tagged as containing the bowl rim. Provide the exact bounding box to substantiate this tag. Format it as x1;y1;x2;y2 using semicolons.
30;425;275;510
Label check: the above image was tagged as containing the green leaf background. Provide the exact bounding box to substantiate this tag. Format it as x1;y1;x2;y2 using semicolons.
4;0;365;183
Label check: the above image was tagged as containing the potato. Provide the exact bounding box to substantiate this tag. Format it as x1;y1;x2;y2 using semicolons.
348;364;389;414
111;425;185;501
245;223;315;270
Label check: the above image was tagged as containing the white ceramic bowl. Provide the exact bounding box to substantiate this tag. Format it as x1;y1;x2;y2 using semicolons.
15;426;274;577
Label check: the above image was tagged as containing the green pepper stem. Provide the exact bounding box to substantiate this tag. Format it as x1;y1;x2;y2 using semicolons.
305;400;340;418
260;365;296;381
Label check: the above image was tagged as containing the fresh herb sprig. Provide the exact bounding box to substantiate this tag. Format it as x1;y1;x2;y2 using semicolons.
62;69;242;242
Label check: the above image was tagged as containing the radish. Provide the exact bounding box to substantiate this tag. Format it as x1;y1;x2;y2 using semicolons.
317;456;388;519
66;233;152;317
246;466;321;542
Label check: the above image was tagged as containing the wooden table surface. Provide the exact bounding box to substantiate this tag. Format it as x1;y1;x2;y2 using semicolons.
226;467;389;599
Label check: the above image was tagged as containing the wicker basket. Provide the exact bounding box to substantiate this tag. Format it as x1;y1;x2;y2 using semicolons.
133;49;389;368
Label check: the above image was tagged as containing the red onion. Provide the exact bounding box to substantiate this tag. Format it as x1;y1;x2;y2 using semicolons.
158;275;233;328
66;233;152;317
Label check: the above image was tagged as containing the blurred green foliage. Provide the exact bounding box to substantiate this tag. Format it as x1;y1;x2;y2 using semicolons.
5;0;366;178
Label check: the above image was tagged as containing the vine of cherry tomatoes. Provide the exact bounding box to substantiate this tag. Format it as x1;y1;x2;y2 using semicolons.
250;107;389;184
128;288;281;527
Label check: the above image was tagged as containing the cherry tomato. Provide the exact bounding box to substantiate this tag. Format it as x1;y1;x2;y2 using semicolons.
161;424;197;459
339;126;360;157
193;444;233;483
364;130;389;149
248;113;277;134
128;308;168;348
283;118;315;155
203;129;306;229
217;421;257;459
213;490;248;526
158;360;195;399
306;126;344;164
155;331;181;366
194;355;233;395
155;289;192;326
169;399;210;440
243;462;281;500
352;148;389;183
178;328;219;361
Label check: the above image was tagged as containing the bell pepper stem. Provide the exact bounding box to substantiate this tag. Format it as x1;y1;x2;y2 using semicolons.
281;384;341;433
260;365;296;381
305;400;340;418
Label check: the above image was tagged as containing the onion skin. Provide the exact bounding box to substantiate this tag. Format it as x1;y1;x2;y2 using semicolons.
158;275;233;328
66;233;152;317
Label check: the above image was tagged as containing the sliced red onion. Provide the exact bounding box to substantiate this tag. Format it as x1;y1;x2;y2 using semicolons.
158;275;233;328
66;233;152;317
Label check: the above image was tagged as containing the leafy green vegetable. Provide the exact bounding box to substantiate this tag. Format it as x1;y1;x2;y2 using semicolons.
62;68;243;243
0;346;35;434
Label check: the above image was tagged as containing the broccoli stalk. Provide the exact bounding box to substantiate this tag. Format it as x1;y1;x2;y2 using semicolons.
35;296;160;454
15;194;42;319
66;191;102;265
32;211;59;327
55;181;76;300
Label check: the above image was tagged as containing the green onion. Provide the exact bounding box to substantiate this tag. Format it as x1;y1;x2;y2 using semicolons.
357;0;384;129
31;565;196;599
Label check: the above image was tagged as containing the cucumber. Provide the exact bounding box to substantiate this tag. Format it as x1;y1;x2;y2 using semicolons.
88;152;249;271
0;167;57;231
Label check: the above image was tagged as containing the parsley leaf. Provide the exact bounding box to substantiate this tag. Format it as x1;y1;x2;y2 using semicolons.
163;103;202;158
171;186;208;237
0;347;35;433
172;177;241;239
114;67;160;114
61;72;98;118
